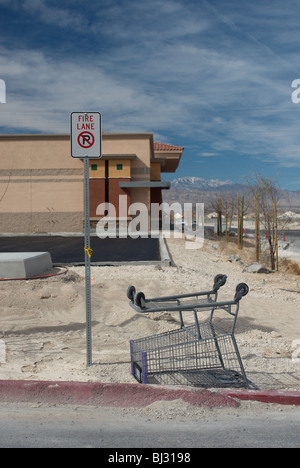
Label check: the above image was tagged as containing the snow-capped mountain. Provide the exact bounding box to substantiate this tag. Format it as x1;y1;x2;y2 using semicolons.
170;177;244;192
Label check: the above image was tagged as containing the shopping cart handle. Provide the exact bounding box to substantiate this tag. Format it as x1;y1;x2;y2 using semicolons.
127;273;227;305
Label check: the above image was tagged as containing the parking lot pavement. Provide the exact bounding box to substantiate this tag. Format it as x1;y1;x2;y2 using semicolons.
0;236;161;264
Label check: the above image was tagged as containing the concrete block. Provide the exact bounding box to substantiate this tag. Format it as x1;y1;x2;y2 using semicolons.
0;252;53;279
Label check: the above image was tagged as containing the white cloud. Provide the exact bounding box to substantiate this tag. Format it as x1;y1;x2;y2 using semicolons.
3;0;89;32
198;152;220;157
0;0;300;173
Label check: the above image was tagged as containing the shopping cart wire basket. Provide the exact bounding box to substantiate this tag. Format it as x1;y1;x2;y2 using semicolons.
128;277;250;389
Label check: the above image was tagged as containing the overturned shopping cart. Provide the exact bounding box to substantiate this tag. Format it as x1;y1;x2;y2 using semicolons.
128;276;250;389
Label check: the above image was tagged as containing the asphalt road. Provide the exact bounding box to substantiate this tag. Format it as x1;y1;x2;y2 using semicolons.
0;403;299;448
0;236;161;264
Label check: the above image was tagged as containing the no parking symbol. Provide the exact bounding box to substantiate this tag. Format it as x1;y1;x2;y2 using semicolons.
78;131;95;148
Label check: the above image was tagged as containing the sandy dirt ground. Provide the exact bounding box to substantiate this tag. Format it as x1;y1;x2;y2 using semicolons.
0;232;299;399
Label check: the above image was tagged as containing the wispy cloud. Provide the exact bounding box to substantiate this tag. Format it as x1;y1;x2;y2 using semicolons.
197;152;220;157
0;0;300;186
0;0;89;31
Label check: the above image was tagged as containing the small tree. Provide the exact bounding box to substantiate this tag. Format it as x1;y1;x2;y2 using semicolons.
224;195;235;241
250;175;279;270
209;196;223;235
237;194;245;249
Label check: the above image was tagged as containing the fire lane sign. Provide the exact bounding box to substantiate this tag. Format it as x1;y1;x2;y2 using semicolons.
71;112;102;158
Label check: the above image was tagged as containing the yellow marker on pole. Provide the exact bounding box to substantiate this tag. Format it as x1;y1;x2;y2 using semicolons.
84;247;93;258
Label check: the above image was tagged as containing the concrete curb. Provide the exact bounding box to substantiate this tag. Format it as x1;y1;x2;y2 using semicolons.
0;380;299;407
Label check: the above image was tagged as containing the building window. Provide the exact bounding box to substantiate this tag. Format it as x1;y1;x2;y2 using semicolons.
116;163;123;170
91;164;97;171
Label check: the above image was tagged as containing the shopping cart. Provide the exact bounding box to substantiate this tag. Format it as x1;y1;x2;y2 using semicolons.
128;280;250;389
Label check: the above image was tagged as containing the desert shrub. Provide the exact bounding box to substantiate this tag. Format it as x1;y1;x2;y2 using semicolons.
281;258;300;275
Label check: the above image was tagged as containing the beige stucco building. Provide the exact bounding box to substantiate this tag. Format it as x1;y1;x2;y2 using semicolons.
0;133;183;233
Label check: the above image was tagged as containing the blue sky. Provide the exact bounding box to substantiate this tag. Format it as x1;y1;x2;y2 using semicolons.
0;0;300;190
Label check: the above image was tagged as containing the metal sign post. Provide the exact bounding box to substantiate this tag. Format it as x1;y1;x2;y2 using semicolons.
84;157;92;367
71;112;102;368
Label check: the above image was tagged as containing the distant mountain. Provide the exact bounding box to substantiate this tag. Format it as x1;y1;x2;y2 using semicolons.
162;177;300;211
170;177;246;192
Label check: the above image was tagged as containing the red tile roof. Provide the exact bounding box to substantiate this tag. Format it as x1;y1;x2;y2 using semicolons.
154;142;184;151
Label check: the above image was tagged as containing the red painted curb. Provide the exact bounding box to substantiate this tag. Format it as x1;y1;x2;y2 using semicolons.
0;380;298;407
0;380;238;408
218;389;300;406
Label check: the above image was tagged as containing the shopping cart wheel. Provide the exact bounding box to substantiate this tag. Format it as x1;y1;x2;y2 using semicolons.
127;285;136;301
234;283;249;301
214;274;227;287
135;291;146;309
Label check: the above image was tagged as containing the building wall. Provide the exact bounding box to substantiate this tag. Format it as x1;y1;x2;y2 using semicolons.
151;187;163;205
0;135;83;232
89;179;105;218
108;159;131;179
0;133;154;233
89;156;132;219
150;162;161;181
89;159;105;178
89;178;131;218
108;179;130;217
88;158;132;179
103;134;152;183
